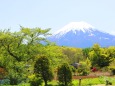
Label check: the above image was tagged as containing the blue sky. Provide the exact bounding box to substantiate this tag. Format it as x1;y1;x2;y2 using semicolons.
0;0;115;35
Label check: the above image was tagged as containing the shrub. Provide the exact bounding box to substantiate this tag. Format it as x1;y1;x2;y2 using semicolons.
0;67;6;79
30;77;42;86
7;72;26;85
91;67;97;72
0;79;10;85
110;67;115;75
109;59;115;75
28;74;43;86
77;68;89;76
71;66;77;76
77;62;90;76
9;75;19;85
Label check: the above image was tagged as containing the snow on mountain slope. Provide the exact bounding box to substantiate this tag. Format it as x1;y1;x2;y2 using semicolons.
54;21;95;37
48;22;115;48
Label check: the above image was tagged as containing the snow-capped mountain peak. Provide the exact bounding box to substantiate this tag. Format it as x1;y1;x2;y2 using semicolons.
54;21;95;36
48;21;115;48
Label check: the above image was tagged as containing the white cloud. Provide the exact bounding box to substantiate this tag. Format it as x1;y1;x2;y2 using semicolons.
109;31;115;36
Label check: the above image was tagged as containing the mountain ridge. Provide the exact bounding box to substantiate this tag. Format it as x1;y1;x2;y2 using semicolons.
48;22;115;48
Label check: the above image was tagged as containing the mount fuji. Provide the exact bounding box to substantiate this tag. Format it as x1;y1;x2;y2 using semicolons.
48;22;115;48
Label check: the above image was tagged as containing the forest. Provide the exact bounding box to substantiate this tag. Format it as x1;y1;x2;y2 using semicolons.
0;27;115;86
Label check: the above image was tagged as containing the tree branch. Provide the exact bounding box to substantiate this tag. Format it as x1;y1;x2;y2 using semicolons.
7;45;21;62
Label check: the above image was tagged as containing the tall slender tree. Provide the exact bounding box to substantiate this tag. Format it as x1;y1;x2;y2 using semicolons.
34;55;53;86
57;63;72;86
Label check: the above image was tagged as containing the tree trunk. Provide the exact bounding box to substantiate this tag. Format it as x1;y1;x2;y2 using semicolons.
65;81;67;86
44;80;47;86
64;66;68;86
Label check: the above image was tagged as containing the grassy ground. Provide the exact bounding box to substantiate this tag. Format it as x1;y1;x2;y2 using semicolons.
48;76;115;86
1;76;115;86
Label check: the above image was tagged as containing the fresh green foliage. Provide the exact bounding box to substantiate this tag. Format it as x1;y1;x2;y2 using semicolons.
0;27;51;85
28;74;43;86
62;47;83;63
89;44;113;68
109;58;115;75
0;79;10;85
82;48;92;58
71;66;77;76
77;61;90;76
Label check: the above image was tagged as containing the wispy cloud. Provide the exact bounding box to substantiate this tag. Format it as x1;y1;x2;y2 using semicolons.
110;31;115;35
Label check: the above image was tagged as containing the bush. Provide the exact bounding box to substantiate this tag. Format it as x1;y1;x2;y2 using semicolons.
77;62;90;76
8;72;26;85
0;79;10;85
0;67;6;79
109;59;115;75
77;68;89;76
29;74;43;86
71;66;77;76
9;76;19;85
91;67;97;72
110;67;115;75
30;78;43;86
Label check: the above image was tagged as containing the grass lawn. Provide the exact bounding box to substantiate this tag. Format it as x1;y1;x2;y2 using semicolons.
1;76;115;86
48;76;115;86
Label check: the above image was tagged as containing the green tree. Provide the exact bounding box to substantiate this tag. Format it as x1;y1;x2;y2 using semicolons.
44;45;69;69
89;44;113;68
34;55;53;86
62;47;83;63
57;63;72;86
0;27;51;84
107;46;115;59
82;48;92;59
